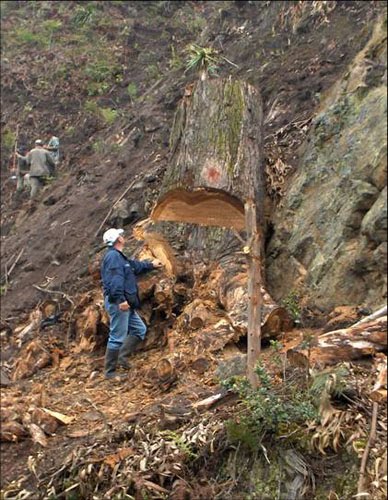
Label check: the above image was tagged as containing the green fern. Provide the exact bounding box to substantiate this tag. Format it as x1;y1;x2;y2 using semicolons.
185;44;220;78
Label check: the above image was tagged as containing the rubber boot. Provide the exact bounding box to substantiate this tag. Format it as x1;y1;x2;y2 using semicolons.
117;335;141;370
104;348;126;380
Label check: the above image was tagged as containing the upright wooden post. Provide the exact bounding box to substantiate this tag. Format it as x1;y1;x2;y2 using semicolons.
245;198;262;388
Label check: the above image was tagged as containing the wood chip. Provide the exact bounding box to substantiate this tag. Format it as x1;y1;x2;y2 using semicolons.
42;408;75;425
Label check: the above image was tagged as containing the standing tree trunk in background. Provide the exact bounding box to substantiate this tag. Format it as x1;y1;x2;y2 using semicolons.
151;77;264;386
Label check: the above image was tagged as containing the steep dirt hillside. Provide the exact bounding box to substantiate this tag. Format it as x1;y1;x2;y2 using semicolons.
1;2;387;499
1;1;385;319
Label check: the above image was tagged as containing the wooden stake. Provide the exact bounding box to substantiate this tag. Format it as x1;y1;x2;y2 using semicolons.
245;198;262;388
357;401;378;496
11;124;19;173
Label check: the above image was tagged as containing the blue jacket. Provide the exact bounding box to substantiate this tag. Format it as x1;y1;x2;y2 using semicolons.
101;248;154;308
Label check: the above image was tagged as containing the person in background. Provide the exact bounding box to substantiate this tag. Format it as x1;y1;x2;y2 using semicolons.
100;228;163;379
15;145;29;193
45;134;60;166
17;139;55;198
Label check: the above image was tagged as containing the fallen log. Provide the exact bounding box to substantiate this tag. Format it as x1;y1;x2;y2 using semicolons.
193;319;237;354
353;305;387;327
287;316;387;368
217;258;293;338
181;299;217;330
153;278;175;319
158;398;194;430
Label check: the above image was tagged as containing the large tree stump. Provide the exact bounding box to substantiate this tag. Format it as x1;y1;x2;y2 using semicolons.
151;77;263;230
151;77;265;386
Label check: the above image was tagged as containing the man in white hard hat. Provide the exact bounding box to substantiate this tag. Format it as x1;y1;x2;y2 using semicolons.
101;228;163;379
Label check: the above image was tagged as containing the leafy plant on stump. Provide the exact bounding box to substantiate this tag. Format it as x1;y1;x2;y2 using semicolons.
185;44;220;80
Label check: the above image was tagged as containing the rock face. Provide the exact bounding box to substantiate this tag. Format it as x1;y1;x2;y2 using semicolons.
266;16;387;311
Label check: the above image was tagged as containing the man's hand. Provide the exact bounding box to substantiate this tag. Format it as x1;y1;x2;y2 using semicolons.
118;301;130;311
152;259;163;269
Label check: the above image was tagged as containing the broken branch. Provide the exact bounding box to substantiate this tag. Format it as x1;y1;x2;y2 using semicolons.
94;177;139;238
357;402;378;496
3;247;25;283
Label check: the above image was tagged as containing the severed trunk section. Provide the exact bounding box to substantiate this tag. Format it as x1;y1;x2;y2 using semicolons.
150;77;265;383
287;316;387;368
151;77;264;230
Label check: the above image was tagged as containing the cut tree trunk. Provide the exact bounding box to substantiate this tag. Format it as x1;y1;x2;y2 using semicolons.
182;298;217;330
144;356;185;392
287;316;387;368
151;77;265;384
151;78;263;231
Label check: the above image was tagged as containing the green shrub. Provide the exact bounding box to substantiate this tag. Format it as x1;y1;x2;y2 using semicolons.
42;19;62;33
84;101;118;124
86;81;110;96
71;4;96;27
92;140;106;154
100;107;118;124
145;64;161;81
14;28;46;47
281;290;301;321
223;364;318;449
2;128;15;151
84;99;99;115
85;60;115;83
127;82;138;100
185;44;220;78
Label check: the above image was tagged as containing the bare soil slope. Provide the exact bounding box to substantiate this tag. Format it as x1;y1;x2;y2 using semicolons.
1;2;386;498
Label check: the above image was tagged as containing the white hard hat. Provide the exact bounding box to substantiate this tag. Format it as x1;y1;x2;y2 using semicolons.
103;228;124;246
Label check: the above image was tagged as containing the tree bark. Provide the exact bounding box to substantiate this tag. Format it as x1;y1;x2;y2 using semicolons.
151;77;265;384
287;316;387;368
151;77;264;231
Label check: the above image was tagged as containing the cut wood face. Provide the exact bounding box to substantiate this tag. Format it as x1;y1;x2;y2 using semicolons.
151;188;245;230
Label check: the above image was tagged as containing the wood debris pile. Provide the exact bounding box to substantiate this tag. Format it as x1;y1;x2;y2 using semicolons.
1;246;386;498
30;416;227;500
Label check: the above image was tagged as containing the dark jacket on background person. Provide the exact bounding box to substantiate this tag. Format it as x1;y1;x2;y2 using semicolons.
26;147;55;177
16;154;28;176
101;247;155;309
